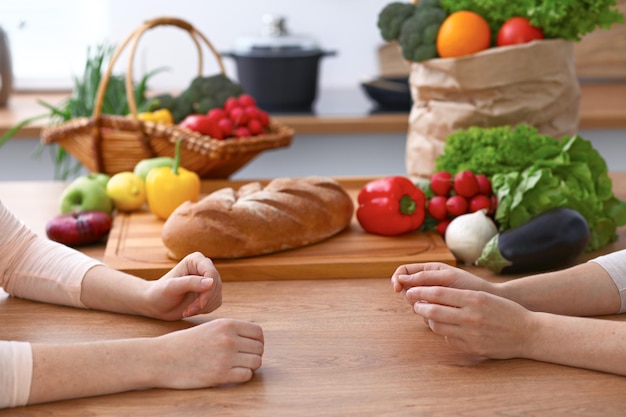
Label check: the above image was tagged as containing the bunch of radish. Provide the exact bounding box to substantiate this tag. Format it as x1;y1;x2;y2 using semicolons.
427;170;497;236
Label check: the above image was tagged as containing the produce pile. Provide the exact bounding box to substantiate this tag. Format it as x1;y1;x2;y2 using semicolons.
377;0;624;61
355;125;626;274
46;139;200;246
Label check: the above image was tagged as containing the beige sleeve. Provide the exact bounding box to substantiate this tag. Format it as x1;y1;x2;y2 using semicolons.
589;249;626;314
0;201;102;307
0;341;33;409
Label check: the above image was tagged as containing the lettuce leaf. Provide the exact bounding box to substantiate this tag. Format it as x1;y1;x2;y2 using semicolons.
491;135;626;251
435;126;626;252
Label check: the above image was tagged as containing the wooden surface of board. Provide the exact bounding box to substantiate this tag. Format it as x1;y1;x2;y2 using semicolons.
103;177;456;281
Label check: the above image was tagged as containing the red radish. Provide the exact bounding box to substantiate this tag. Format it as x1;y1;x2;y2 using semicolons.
217;117;234;138
428;195;449;220
469;194;492;213
476;174;492;195
430;171;453;196
453;170;479;198
238;94;257;107
446;195;468;217
436;218;452;236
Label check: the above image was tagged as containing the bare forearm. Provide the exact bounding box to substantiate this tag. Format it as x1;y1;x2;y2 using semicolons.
28;338;159;405
524;312;626;375
496;262;621;316
80;266;150;316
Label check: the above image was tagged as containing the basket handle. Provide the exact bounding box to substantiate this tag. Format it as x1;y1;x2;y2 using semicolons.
92;16;226;120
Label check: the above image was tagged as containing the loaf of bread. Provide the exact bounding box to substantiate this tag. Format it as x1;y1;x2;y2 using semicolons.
161;176;355;260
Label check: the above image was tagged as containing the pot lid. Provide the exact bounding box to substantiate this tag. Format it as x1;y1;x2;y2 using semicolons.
233;14;320;54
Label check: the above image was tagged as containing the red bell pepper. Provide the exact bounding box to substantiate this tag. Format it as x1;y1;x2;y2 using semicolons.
356;176;426;236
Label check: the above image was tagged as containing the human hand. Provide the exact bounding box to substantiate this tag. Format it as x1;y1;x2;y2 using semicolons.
409;285;534;359
144;252;223;320
391;262;495;303
154;318;264;388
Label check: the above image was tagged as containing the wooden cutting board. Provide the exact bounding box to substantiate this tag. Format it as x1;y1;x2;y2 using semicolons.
103;177;456;281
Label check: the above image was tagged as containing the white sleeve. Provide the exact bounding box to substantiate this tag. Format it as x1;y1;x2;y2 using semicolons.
0;341;33;409
0;200;102;308
589;249;626;313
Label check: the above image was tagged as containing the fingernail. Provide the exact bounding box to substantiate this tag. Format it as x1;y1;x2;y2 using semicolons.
201;278;213;287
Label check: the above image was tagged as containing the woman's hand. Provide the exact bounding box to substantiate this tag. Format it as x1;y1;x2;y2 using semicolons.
153;318;265;389
408;285;535;359
391;262;496;303
144;252;223;321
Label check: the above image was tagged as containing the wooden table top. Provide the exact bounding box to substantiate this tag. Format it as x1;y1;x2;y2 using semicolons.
1;82;626;140
2;173;626;416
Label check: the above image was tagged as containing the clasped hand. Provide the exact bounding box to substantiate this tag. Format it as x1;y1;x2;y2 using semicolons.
391;262;535;359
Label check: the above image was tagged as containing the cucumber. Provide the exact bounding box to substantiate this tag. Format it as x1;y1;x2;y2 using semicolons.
476;207;590;274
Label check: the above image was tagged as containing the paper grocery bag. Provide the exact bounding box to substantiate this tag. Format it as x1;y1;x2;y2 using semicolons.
406;39;580;180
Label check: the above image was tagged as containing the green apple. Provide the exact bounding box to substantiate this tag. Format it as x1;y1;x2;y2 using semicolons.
87;173;111;189
60;175;114;215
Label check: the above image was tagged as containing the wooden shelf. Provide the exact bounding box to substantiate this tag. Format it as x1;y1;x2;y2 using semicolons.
1;83;625;140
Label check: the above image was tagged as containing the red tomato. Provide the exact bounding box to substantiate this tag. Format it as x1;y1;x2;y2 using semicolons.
496;17;544;47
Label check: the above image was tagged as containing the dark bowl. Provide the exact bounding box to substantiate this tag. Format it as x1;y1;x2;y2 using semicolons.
360;76;411;111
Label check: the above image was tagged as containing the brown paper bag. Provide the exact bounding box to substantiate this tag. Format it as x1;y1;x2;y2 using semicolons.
406;39;580;180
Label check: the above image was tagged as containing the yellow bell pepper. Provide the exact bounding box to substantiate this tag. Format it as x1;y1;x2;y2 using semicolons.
136;108;174;125
145;140;200;220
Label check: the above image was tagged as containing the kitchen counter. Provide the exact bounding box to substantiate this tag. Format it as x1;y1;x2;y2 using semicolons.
1;173;626;416
1;82;626;139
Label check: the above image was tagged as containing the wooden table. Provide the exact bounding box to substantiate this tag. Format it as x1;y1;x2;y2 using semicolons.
2;174;626;416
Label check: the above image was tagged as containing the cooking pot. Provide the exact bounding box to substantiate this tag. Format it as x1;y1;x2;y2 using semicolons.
0;26;13;107
222;15;336;113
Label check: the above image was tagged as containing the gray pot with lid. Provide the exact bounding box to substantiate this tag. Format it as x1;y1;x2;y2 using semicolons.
222;15;336;113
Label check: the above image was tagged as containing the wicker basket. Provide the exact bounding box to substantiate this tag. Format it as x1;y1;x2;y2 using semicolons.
41;17;294;179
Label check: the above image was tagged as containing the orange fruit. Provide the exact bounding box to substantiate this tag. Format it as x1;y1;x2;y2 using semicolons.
436;11;491;59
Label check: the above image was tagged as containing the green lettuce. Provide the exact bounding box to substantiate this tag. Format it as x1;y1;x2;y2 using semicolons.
440;0;624;41
435;126;626;252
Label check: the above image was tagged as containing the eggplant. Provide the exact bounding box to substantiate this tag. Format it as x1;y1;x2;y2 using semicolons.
476;207;590;274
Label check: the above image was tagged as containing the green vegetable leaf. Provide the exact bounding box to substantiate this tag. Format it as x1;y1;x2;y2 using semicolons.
436;125;626;252
440;0;624;41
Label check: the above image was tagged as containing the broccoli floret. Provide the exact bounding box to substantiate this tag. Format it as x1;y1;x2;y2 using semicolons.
377;2;417;41
148;74;244;123
397;5;447;62
186;74;244;111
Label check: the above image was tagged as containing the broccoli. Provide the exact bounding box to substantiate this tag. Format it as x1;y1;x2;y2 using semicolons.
186;74;244;111
397;3;447;62
150;74;244;123
377;2;417;41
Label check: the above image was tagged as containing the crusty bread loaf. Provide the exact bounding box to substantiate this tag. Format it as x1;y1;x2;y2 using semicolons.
161;176;354;260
